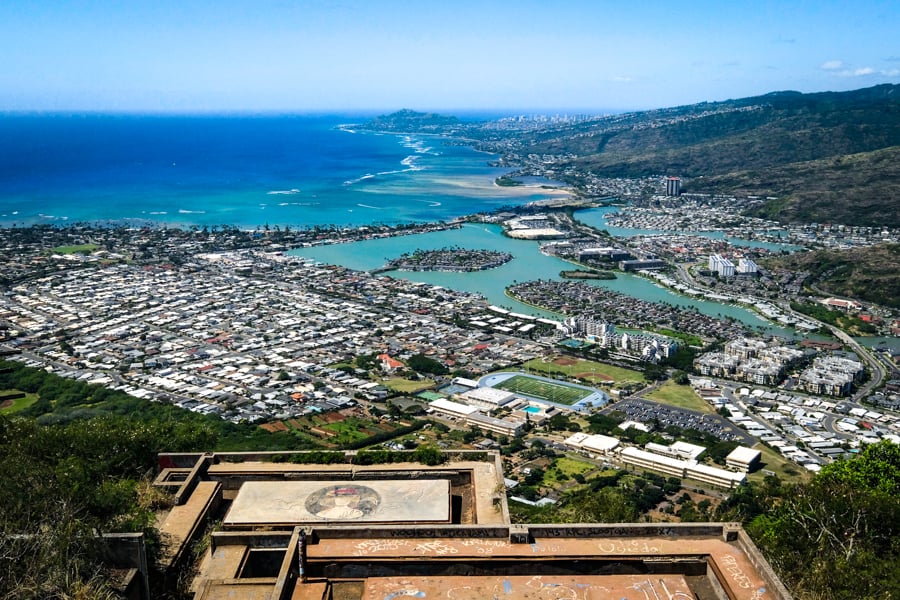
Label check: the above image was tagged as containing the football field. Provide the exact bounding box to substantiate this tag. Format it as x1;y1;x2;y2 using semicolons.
493;375;592;406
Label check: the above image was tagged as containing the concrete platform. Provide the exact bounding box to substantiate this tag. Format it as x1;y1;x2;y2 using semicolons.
193;581;275;600
158;480;220;569
225;480;451;526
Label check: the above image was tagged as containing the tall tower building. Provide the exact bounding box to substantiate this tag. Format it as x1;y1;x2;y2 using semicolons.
665;176;681;196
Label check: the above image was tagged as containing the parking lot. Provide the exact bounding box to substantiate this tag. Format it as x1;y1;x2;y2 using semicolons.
604;398;754;444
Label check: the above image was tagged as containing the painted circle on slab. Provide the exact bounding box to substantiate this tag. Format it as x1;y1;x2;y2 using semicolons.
305;484;381;520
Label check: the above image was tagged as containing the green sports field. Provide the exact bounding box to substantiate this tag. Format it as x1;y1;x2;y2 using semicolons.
494;375;592;405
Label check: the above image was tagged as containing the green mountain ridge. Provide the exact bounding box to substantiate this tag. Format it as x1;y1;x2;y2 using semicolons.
764;242;900;309
372;84;900;227
706;146;900;227
365;108;462;132
545;85;900;227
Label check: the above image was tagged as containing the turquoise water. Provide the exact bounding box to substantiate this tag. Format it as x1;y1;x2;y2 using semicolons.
291;223;794;335
575;206;800;252
560;339;587;348
292;224;563;318
854;336;900;352
0;115;556;228
523;406;542;414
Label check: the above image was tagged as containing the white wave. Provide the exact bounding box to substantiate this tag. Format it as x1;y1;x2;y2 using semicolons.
416;200;442;207
178;209;206;214
266;188;301;195
379;164;424;176
277;202;320;207
11;211;18;215
400;156;425;171
356;203;381;210
148;211;167;215
343;174;375;186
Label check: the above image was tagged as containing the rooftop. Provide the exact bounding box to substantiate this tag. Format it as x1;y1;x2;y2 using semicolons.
140;450;792;600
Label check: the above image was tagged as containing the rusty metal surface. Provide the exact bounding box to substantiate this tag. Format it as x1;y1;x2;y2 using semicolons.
360;574;695;599
306;537;770;600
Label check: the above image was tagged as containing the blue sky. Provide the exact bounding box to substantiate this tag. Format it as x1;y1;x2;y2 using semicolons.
2;0;898;113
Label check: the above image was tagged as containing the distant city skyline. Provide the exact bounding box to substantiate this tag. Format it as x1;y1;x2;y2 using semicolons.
2;0;898;114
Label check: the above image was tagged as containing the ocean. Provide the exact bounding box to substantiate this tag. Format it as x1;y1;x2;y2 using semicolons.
0;114;552;228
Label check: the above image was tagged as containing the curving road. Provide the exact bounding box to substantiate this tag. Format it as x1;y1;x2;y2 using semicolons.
779;303;886;401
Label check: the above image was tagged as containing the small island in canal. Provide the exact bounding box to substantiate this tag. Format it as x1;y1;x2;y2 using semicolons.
560;268;616;280
382;247;513;272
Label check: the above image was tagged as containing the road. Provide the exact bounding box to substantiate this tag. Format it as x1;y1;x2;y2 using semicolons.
779;303;886;401
673;263;887;402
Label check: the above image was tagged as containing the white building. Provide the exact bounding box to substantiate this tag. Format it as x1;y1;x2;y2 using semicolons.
428;399;522;436
428;398;479;420
619;447;746;489
725;446;762;472
708;254;736;278
466;412;523;436
737;258;758;275
558;316;615;344
684;462;746;488
619;333;678;362
458;387;516;410
564;432;620;456
620;447;687;478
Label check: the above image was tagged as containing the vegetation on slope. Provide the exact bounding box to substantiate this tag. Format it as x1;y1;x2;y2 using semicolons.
0;359;325;595
362;86;900;227
364;108;462;132
0;414;214;598
765;243;900;309
702;146;900;227
727;441;900;600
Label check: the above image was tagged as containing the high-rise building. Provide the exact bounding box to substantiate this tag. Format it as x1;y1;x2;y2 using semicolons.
665;176;681;196
708;254;735;277
737;258;758;275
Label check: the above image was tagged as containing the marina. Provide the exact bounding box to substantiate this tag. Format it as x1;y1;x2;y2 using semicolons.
291;223;797;337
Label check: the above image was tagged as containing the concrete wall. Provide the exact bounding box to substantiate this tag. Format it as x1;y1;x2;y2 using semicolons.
99;533;150;600
736;528;793;600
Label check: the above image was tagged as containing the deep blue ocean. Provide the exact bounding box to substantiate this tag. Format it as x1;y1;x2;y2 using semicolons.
0;114;550;228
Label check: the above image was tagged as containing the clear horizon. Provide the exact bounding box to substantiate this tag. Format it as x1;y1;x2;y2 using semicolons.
1;1;899;113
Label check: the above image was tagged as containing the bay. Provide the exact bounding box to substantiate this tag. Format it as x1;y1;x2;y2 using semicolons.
0;114;554;228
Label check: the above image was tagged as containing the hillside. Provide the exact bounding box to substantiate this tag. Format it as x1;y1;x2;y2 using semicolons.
366;86;900;227
763;243;900;309
700;146;900;227
364;108;463;133
540;85;900;226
